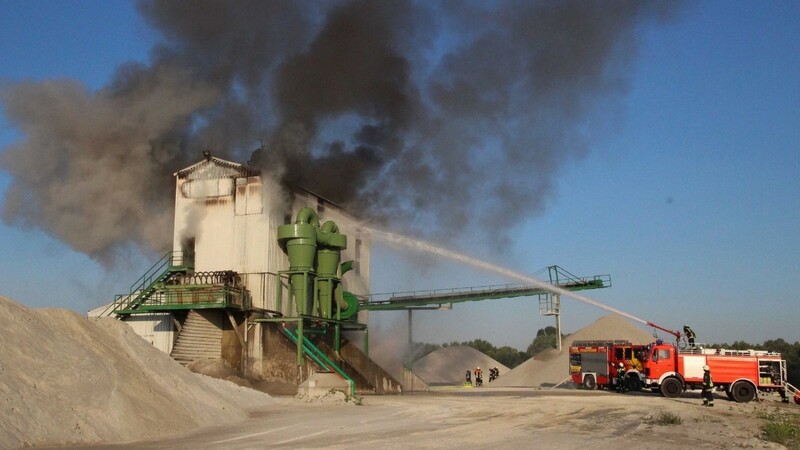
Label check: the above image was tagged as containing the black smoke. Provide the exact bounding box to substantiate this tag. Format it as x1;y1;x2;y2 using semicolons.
0;0;678;264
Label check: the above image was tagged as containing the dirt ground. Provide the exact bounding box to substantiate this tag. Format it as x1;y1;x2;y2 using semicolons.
39;387;794;449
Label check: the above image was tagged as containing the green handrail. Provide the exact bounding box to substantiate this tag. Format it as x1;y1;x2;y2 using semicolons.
282;328;330;369
282;328;355;396
112;251;193;314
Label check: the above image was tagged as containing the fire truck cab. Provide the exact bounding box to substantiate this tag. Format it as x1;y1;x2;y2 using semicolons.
569;340;647;391
642;340;788;403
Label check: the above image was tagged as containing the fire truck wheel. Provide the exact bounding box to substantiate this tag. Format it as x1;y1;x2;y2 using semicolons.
582;375;597;390
660;377;683;398
724;388;734;400
625;375;642;392
730;381;756;403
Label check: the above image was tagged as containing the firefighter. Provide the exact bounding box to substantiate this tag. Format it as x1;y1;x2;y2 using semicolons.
475;367;483;387
702;365;714;407
465;369;472;386
683;325;696;348
616;362;626;393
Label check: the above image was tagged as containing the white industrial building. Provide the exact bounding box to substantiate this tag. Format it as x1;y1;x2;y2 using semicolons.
89;152;398;392
171;153;371;313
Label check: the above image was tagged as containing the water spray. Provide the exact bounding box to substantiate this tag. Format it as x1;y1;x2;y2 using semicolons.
363;225;649;326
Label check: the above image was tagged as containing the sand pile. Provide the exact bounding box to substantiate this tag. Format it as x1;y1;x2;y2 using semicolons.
411;346;509;385
0;296;274;448
494;314;655;387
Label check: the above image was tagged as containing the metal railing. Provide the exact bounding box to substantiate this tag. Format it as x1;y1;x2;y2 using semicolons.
361;275;610;306
110;252;189;314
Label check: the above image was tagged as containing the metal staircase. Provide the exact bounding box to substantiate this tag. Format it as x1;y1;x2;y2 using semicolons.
170;310;223;366
112;252;193;316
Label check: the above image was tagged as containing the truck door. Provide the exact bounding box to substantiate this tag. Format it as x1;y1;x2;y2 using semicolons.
645;345;674;381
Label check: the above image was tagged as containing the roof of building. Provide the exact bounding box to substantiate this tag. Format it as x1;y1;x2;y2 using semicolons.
174;153;361;222
173;153;259;179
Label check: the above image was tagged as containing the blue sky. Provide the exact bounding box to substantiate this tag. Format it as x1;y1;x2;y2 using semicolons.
1;1;798;350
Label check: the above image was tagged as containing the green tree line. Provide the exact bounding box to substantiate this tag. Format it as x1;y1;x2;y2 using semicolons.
410;326;565;369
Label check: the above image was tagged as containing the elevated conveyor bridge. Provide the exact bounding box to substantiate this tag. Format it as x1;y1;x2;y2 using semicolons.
357;265;610;354
358;265;610;311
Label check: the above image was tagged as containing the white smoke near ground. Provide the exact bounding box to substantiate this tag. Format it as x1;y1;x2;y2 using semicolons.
0;0;680;266
349;318;412;381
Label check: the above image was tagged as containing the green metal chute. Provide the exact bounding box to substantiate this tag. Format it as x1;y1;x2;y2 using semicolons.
281;327;355;395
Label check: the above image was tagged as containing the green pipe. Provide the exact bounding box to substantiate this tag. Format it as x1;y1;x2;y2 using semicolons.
302;328;328;335
335;293;341;354
275;273;282;314
296;207;320;226
297;319;304;366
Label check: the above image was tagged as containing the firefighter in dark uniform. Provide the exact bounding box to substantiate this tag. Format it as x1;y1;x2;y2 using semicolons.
465;369;472;386
475;367;483;387
702;364;714;407
616;362;626;393
684;325;696;348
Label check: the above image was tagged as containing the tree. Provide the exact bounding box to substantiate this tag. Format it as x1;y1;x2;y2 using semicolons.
435;339;529;368
467;339;495;356
409;341;441;362
526;326;559;357
493;346;527;368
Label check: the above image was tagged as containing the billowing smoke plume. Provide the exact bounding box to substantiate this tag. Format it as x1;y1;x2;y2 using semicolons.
0;0;677;264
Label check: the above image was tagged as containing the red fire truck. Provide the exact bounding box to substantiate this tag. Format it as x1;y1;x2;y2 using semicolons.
569;340;648;391
639;321;796;403
570;320;800;404
642;338;790;403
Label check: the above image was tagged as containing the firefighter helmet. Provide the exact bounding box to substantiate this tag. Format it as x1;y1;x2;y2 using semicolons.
703;365;710;371
618;362;624;368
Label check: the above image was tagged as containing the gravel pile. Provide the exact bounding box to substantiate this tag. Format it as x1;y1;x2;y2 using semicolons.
411;345;509;385
494;314;655;387
0;295;274;448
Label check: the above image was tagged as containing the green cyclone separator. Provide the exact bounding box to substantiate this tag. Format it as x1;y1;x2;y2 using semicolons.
277;207;320;315
316;220;347;318
316;220;347;277
277;207;320;271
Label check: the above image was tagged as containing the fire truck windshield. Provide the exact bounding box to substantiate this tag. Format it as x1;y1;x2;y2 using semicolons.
651;347;670;362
